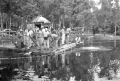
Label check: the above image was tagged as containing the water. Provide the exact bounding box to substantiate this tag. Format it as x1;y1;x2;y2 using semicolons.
0;38;120;81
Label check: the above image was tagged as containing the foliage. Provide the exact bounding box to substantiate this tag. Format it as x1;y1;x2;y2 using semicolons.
0;0;120;32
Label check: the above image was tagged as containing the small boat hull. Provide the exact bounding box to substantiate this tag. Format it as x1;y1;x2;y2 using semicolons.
55;43;76;54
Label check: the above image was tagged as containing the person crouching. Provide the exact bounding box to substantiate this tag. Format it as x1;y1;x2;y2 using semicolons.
75;35;81;44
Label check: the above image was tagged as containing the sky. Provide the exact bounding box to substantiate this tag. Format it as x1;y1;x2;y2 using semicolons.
92;0;120;9
93;0;100;3
92;0;101;10
93;0;120;5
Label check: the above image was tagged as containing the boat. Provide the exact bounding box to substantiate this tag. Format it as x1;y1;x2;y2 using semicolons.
54;40;85;54
54;43;76;54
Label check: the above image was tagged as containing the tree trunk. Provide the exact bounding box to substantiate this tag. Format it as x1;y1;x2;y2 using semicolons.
114;18;117;47
9;15;11;36
51;22;53;28
104;18;107;28
83;23;85;27
21;17;24;30
59;16;61;29
69;21;72;29
62;15;65;28
63;16;65;27
23;16;28;30
10;15;11;29
103;18;107;35
0;12;3;30
51;14;54;28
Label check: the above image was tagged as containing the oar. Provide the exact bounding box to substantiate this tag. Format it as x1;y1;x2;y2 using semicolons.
29;35;38;47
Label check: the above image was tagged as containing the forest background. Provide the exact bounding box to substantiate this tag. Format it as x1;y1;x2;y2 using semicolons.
0;0;120;34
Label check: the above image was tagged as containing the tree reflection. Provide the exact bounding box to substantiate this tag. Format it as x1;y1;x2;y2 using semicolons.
1;46;119;81
69;52;93;81
68;49;120;80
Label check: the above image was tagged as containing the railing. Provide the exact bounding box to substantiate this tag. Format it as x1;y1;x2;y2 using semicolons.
0;31;16;36
0;40;13;45
0;31;16;47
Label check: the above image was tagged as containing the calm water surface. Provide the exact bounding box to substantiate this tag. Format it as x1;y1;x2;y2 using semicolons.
0;38;120;81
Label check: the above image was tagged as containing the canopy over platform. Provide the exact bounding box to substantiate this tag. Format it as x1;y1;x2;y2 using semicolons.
32;15;50;24
31;15;51;29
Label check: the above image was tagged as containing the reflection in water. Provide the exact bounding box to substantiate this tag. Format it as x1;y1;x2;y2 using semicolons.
0;51;120;81
90;53;93;63
0;40;120;81
75;52;81;56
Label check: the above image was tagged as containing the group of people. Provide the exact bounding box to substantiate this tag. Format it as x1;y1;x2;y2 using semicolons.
24;25;50;49
23;25;73;50
60;26;71;45
15;25;85;50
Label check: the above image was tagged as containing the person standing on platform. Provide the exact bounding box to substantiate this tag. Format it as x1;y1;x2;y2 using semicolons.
75;34;81;44
66;27;71;44
36;28;43;49
51;28;58;48
34;26;39;40
57;28;61;47
24;28;29;46
27;28;34;49
41;26;44;45
61;26;66;45
42;27;50;50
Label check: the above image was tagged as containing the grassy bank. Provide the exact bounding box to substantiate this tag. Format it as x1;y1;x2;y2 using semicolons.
94;34;120;40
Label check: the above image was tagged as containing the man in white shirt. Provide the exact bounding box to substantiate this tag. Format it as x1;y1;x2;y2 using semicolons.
66;27;71;43
28;29;34;49
36;28;43;48
75;35;81;44
34;26;39;39
24;29;29;46
42;27;50;49
61;26;65;45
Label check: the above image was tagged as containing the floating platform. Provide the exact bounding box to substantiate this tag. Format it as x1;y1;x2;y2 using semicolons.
0;42;79;55
30;43;77;55
0;43;78;61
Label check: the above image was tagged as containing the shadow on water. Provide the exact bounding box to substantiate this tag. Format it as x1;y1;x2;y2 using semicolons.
0;38;120;81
